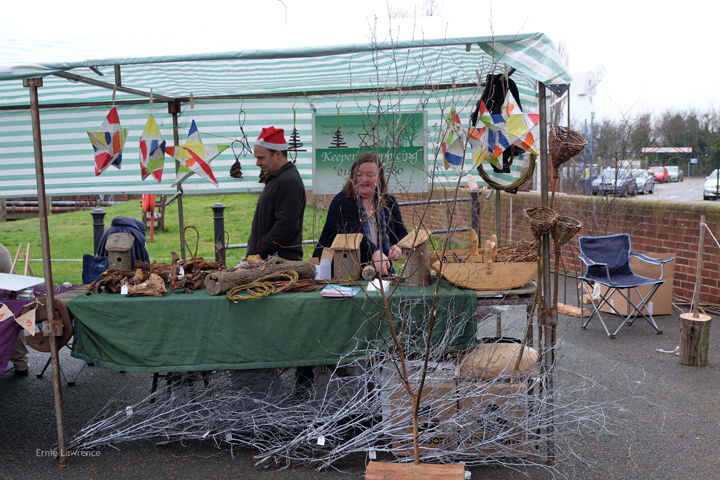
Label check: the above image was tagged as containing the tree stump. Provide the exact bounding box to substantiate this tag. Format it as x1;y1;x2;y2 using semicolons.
679;313;711;366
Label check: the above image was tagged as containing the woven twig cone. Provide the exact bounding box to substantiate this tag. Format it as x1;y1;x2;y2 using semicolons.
549;125;587;169
523;206;558;240
551;215;583;253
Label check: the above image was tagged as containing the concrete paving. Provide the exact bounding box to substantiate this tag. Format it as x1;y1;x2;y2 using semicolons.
1;275;718;480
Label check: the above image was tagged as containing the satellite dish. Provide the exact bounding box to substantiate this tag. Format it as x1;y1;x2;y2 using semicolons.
592;66;606;86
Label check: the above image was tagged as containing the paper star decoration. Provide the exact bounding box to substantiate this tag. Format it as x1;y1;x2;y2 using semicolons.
87;107;128;176
468;100;510;169
469;89;539;168
167;120;228;188
504;93;540;155
441;108;465;174
139;115;166;183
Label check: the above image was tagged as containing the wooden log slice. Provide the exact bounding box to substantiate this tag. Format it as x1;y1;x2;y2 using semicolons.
204;261;316;295
679;313;711;366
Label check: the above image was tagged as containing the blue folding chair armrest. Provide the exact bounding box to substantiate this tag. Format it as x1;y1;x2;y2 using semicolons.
630;252;675;280
578;254;614;285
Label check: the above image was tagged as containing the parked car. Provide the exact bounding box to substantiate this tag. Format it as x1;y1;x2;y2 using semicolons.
632;169;654;194
592;169;638;196
704;169;720;200
666;166;684;182
648;166;669;183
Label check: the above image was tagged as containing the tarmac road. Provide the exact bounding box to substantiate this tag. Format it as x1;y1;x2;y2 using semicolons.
647;177;707;203
1;276;719;480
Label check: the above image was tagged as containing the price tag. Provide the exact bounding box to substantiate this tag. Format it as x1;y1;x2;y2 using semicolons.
178;266;185;277
225;433;233;442
15;309;36;336
316;436;325;446
120;285;128;295
125;406;133;417
0;303;13;323
368;449;376;460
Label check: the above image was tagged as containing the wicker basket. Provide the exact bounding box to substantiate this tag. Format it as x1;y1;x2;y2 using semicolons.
523;206;558;240
551;215;583;252
549;125;587;169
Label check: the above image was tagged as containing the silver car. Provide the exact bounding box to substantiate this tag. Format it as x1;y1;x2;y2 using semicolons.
632;169;654;194
666;166;684;182
704;170;720;200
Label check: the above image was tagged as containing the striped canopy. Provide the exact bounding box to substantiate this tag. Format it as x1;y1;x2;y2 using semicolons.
0;33;571;198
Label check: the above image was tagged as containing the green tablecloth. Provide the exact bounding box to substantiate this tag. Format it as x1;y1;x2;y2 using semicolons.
69;282;477;373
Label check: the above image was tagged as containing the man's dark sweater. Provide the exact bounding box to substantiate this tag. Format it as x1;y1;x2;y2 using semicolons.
247;162;306;260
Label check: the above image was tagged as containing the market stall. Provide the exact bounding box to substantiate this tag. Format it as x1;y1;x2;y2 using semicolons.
0;33;572;469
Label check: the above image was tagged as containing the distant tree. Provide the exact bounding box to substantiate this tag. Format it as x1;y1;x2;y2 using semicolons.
653;108;719;175
390;0;443;18
593;112;652;167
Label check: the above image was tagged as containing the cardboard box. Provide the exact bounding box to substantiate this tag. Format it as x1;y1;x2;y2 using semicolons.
457;380;528;456
386;375;459;454
600;255;675;316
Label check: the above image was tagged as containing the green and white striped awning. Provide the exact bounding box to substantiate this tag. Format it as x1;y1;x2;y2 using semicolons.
0;33;571;198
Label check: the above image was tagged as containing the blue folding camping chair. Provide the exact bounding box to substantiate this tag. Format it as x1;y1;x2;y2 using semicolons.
578;234;674;338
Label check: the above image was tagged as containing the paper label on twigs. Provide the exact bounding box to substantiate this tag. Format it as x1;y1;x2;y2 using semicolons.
125;406;133;417
225;433;232;443
201;431;210;439
15;309;36;336
0;303;13;323
368;449;376;460
120;285;128;295
316;436;325;446
465;471;472;480
178;266;185;277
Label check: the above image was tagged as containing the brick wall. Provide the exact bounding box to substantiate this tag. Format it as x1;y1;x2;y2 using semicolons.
307;189;720;305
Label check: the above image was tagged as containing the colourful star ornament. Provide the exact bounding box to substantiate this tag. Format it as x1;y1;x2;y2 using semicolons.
504;93;540;155
87;107;128;176
441;108;465;174
139;115;166;183
167;120;228;188
468;99;511;169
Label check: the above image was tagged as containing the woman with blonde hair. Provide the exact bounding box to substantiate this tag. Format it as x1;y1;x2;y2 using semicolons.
313;153;408;276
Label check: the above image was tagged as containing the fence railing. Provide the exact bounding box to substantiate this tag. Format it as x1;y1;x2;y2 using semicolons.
90;194;482;266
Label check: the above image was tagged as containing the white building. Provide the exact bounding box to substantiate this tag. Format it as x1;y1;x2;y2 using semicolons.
568;70;602;130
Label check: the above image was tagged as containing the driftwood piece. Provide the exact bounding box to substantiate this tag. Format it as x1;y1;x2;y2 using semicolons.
127;273;167;297
169;264;187;293
205;260;316;295
679;313;711;366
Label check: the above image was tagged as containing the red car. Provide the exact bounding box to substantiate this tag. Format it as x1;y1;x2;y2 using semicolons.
648;166;669;183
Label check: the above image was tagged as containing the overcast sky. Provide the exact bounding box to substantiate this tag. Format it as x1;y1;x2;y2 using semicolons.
1;0;714;121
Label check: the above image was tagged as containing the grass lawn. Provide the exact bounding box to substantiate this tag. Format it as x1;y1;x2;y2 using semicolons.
0;194;329;285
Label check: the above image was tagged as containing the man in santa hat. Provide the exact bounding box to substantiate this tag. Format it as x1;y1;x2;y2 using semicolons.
247;126;306;261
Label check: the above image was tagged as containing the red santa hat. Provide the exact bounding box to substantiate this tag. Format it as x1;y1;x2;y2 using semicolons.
254;126;288;151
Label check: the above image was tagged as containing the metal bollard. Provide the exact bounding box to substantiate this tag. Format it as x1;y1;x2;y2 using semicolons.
91;208;106;255
211;203;226;265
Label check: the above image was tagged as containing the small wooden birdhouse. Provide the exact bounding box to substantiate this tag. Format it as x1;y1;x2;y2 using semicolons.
106;232;135;271
398;229;431;286
330;233;363;282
